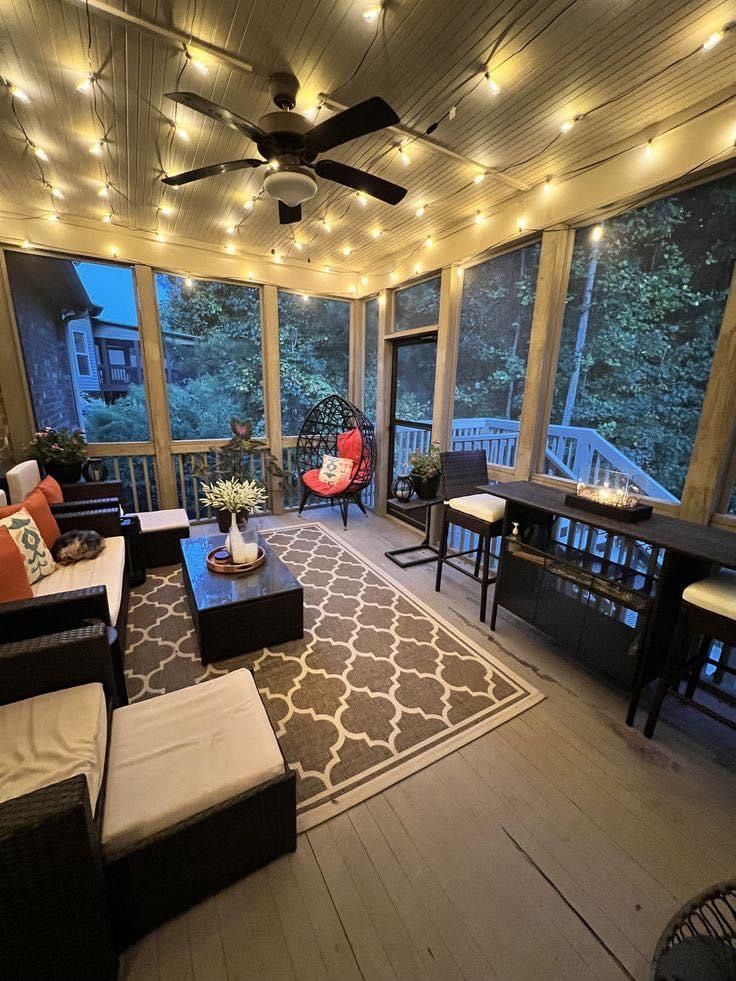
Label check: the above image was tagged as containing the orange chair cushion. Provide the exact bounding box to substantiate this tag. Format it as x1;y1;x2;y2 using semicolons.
0;487;61;549
38;474;64;505
0;527;32;601
302;468;353;497
337;428;363;466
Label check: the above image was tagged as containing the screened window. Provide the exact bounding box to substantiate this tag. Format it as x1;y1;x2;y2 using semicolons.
6;251;150;440
546;174;736;501
364;297;379;420
155;274;264;441
452;244;541;468
278;291;350;435
394;276;440;331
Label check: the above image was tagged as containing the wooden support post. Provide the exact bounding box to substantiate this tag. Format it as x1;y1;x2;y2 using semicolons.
431;264;464;450
374;291;393;515
261;284;285;514
133;265;178;509
514;228;575;481
350;298;366;409
0;251;34;463
680;259;736;524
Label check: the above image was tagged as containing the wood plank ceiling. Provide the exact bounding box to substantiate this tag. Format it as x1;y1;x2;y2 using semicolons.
0;0;733;279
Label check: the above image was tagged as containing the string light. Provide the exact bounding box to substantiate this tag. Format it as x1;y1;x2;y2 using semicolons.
356;192;368;206
159;205;173;217
101;213;113;223
46;213;60;222
415;205;426;217
703;31;723;51
399;147;411;166
485;72;501;96
155;231;165;242
342;246;352;256
98;183;110;198
244;199;255;211
644;139;654;158
323;265;331;272
184;277;194;288
268;159;280;170
224;243;236;254
425;235;434;248
225;225;235;235
293;240;304;251
303;104;321;121
8;83;30;104
51;186;64;199
378;293;386;306
390;271;398;282
371;228;382;238
273;252;283;263
89;139;105;156
111;246;119;258
21;240;32;249
186;47;209;75
362;5;382;23
76;74;95;94
349;284;357;294
473;172;486;184
543;178;552;193
322;220;332;233
34;145;49;161
247;271;254;280
301;292;310;302
173;125;190;143
475;210;485;224
413;263;422;275
560;119;575;134
517;216;527;232
360;274;368;284
591;224;604;242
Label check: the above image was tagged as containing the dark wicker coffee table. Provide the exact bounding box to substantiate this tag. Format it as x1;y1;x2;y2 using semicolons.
181;534;303;663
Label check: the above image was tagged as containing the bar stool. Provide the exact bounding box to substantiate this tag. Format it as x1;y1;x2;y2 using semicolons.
644;568;736;738
434;450;506;622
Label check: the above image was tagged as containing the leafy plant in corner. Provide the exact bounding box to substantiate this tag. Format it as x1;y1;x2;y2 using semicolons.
409;441;442;500
28;427;88;483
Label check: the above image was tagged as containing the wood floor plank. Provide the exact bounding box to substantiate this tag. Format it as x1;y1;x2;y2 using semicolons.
266;852;330;980
120;930;159;981
156;913;194;981
185;895;228;981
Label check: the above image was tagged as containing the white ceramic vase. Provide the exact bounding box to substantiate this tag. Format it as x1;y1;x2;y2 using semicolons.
227;511;248;563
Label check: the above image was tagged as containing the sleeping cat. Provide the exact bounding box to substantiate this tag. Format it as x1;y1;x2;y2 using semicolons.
51;530;106;565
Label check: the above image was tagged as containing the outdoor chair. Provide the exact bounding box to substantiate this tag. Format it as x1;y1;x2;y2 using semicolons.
296;394;376;529
651;880;736;979
435;450;507;622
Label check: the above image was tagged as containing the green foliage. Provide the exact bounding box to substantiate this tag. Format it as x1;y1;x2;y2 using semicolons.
28;426;87;463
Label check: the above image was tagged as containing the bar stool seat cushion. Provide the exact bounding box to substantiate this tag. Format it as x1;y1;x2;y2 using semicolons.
133;508;189;533
448;493;506;524
682;569;736;619
0;683;107;812
101;670;285;856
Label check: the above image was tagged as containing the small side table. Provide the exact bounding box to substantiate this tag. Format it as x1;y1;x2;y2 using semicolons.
385;496;444;568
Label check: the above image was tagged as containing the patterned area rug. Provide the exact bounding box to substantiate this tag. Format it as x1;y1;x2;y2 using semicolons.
125;522;543;830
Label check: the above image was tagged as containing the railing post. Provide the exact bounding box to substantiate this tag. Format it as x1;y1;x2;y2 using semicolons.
374;290;393;515
261;284;285;515
431;264;463;450
350;298;366;410
514;228;575;481
133;265;178;510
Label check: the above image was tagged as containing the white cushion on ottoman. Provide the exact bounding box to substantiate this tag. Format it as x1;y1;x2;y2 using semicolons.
101;670;284;856
134;508;189;533
0;683;107;812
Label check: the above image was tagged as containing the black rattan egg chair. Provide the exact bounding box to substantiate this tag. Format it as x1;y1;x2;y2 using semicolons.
296;394;375;529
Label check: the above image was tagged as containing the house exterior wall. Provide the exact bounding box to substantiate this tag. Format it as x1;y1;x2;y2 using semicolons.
5;252;80;431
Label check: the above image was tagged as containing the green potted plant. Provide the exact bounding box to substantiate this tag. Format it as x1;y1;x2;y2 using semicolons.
409;441;442;499
193;417;284;531
28;427;88;484
200;478;268;561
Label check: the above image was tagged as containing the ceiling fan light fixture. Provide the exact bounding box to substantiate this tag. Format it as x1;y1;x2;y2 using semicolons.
263;168;318;207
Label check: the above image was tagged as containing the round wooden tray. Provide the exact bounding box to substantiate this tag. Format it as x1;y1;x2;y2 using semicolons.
206;545;266;576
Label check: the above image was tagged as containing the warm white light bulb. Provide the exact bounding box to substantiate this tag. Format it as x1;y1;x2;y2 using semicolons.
703;31;723;50
174;126;190;143
244;199;255;211
21;239;32;249
390;271;398;282
247;271;254;280
111;247;119;258
360;275;368;284
191;59;209;75
46;213;60;222
475;210;485;224
224;243;236;254
399;149;411;166
273;253;282;263
473;173;485;184
323;265;331;272
76;75;94;94
425;235;433;248
517;216;527;231
294;241;304;251
356;192;367;206
591;224;604;242
226;225;235;235
184;276;194;288
89;140;104;156
34;146;49;161
342;246;352;256
415;205;425;217
371;228;382;238
362;5;382;23
51;186;64;199
543;178;552;194
159;206;173;217
560;119;575;133
268;159;280;170
155;231;165;242
102;213;112;223
644;140;654;158
349;284;357;294
413;263;422;275
301;293;309;302
98;185;109;198
322;220;332;233
303;105;321;121
9;84;30;104
485;73;501;96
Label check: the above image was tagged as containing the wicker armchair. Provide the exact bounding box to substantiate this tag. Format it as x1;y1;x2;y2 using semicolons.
296;394;376;528
652;880;736;979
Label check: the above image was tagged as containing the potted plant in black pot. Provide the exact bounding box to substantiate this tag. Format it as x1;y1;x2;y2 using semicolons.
28;427;88;484
409;441;442;500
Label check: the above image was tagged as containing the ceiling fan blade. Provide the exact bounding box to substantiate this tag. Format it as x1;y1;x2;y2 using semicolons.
165;91;269;144
305;97;400;155
278;201;302;224
314;160;407;205
162;159;264;187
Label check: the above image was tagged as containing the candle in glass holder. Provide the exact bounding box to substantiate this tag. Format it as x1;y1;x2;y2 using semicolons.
243;540;258;564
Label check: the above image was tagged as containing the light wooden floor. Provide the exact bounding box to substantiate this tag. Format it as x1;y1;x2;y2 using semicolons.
122;508;736;981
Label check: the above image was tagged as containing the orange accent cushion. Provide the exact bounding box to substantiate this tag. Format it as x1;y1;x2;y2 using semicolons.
0;527;32;601
38;474;64;505
302;468;353;497
0;487;61;549
337;428;363;465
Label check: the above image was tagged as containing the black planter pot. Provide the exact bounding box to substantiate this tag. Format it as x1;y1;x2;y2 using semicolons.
44;461;83;484
216;508;249;533
410;471;441;500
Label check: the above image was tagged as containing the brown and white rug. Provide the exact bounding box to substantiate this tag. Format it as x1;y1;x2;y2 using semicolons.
124;522;542;830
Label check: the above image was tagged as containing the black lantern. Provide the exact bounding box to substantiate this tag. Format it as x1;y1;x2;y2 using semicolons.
82;457;109;483
392;474;414;502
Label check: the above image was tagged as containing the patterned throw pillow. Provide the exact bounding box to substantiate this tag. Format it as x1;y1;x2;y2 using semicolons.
0;507;55;584
318;455;354;487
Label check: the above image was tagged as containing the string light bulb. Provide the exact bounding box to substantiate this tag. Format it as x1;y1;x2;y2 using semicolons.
322;220;332;233
517;216;527;232
186;48;209;75
34;146;49;161
342;246;352;257
159;206;173;217
399;147;411;166
371;228;382;238
89;139;105;156
473;172;486;184
8;83;30;104
543;178;552;194
226;225;235;235
243;198;255;211
301;293;310;302
560;119;575;134
21;239;33;249
46;213;60;222
111;246;119;258
76;74;95;94
155;231;165;242
591;224;604;242
101;213;113;223
360;274;368;285
485;72;501;96
294;240;304;251
644;139;654;158
425;235;433;248
475;210;485;224
362;5;382;23
349;284;357;294
98;184;110;198
415;205;426;217
174;125;190;143
390;271;398;282
413;263;422;275
224;243;236;254
51;186;64;199
356;192;368;206
247;271;254;280
703;31;723;50
323;265;331;272
273;252;283;263
184;276;194;289
268;159;280;170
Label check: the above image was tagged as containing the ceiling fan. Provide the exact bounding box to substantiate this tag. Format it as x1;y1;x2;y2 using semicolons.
161;72;408;224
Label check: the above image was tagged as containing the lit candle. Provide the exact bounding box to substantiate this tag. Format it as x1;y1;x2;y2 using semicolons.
243;541;258;563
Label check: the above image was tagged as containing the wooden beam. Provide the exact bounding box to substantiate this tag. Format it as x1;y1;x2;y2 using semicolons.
350;299;366;410
514;228;575;481
261;284;285;514
680;259;736;524
431;265;464;451
373;292;393;515
0;251;34;463
133;265;179;509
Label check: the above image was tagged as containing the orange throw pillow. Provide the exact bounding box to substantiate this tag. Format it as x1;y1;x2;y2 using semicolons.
0;488;61;549
0;527;32;601
38;474;64;505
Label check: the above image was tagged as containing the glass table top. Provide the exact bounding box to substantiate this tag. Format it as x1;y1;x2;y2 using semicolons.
181;535;301;612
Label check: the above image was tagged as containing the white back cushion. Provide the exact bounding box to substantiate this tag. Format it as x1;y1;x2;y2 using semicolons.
0;489;6;507
7;460;41;503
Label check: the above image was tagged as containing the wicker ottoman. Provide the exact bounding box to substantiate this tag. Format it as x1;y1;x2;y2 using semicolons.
131;508;190;568
101;670;296;945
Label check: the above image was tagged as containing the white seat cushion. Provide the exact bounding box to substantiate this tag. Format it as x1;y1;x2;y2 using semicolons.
448;493;506;523
31;535;125;624
0;683;107;813
101;669;285;856
683;569;736;619
133;508;189;533
6;460;41;504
